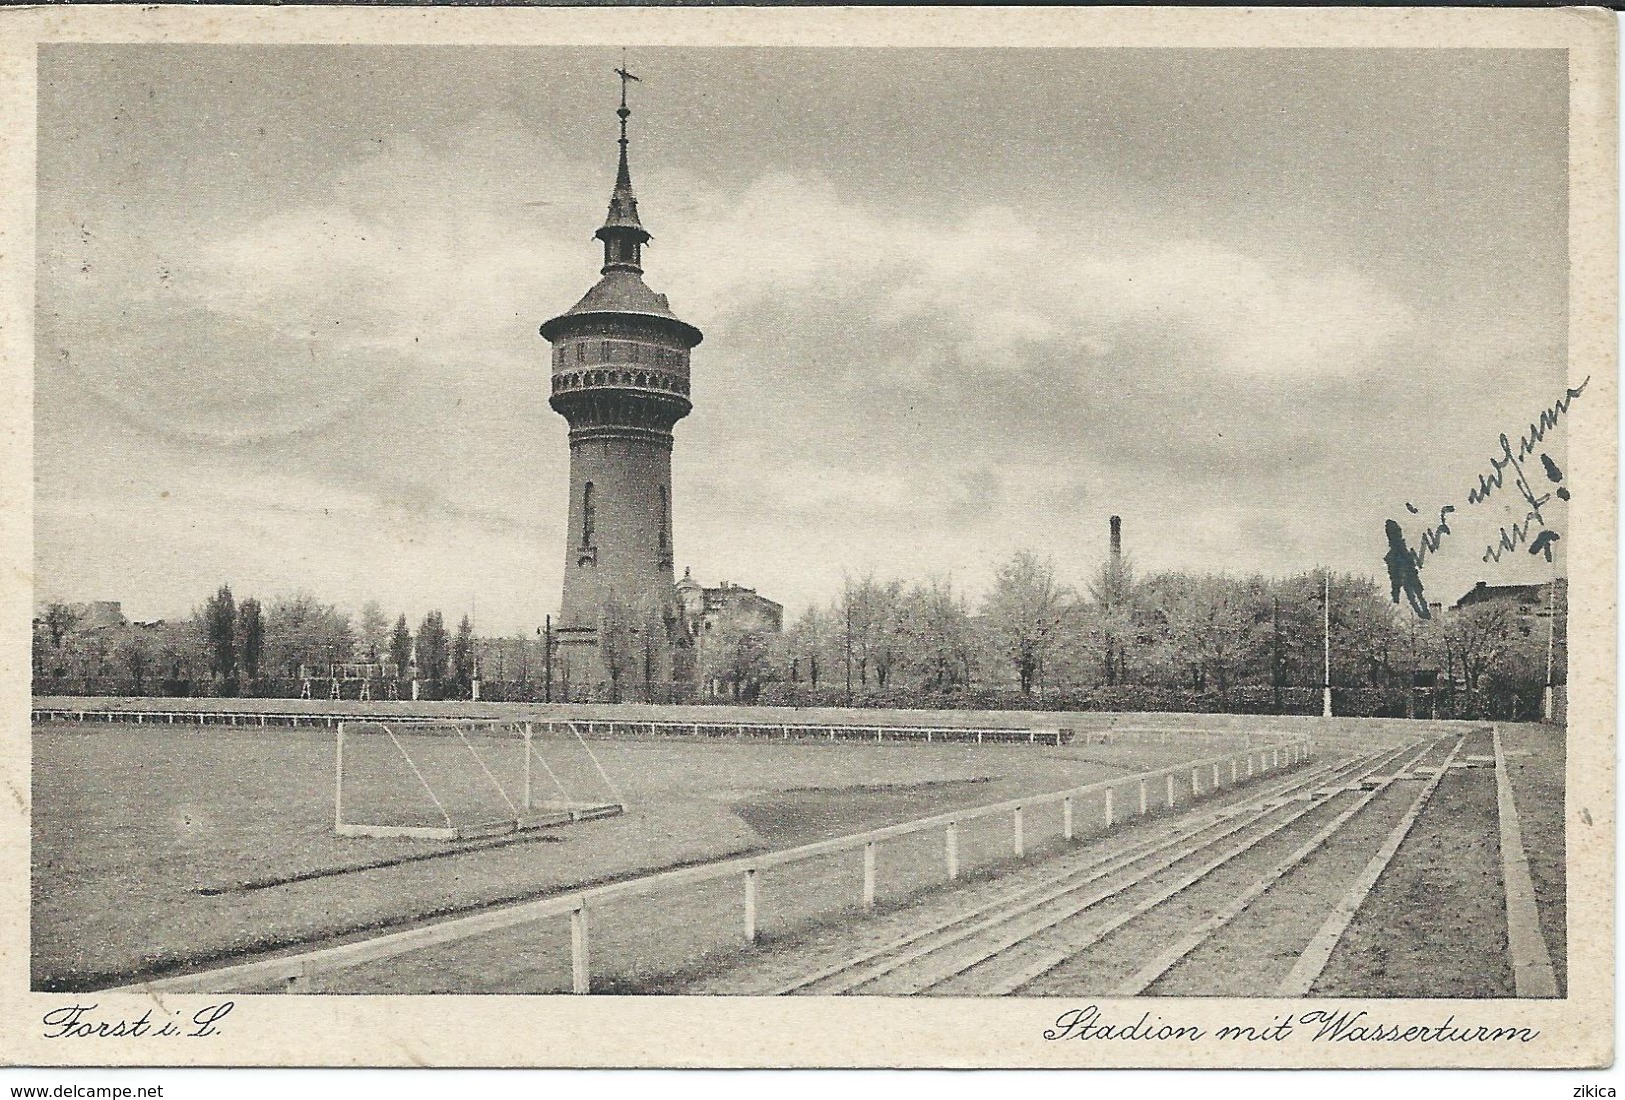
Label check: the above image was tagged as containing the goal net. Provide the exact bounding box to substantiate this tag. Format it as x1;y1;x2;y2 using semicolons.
334;719;624;840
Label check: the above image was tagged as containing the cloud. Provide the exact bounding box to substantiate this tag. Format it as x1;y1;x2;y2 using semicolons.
658;171;1415;384
35;102;1562;628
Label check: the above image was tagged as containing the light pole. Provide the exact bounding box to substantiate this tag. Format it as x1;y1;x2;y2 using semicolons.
845;587;853;708
543;615;554;705
1543;576;1558;721
1322;571;1333;719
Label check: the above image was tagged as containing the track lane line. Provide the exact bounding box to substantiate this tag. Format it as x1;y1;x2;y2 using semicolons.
1493;725;1559;997
1114;740;1440;995
937;746;1427;996
1274;734;1467;996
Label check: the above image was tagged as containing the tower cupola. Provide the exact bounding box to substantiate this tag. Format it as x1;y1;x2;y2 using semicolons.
595;67;650;275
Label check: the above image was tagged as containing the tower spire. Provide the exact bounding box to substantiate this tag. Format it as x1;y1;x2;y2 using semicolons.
598;58;648;275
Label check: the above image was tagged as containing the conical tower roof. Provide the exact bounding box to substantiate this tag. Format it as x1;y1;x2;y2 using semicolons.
600;135;645;234
541;66;701;348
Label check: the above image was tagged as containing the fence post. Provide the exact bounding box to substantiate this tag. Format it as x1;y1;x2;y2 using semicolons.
570;904;590;994
1166;773;1176;808
1013;806;1024;857
1063;796;1074;840
1139;778;1149;816
1247;755;1254;778
1232;759;1239;784
523;722;533;812
946;822;959;880
1105;787;1114;828
744;869;758;944
863;842;877;910
1191;767;1201;798
334;722;345;833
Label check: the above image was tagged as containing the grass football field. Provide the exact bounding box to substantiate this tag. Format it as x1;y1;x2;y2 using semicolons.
32;716;1222;990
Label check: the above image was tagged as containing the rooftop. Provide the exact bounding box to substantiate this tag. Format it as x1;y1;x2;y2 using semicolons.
539;271;703;346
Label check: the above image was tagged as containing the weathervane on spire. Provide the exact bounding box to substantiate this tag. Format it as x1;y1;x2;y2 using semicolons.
614;52;641;145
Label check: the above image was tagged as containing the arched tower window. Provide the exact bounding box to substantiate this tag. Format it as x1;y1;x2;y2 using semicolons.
582;482;595;546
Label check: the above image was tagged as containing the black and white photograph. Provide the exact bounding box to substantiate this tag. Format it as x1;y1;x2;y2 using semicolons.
1;5;1615;1071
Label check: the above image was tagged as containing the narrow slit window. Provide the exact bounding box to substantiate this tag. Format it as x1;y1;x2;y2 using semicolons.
582;482;595;546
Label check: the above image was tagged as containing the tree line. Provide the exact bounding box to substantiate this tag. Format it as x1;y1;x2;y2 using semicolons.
33;553;1565;715
33;587;486;700
707;552;1564;714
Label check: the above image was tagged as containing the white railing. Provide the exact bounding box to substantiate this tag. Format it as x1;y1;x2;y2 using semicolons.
111;736;1312;995
33;707;1078;745
31;706;1298;750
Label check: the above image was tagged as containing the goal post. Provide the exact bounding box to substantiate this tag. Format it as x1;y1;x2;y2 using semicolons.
334;719;624;841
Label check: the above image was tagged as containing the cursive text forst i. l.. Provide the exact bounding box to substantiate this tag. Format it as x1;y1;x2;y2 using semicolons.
41;1002;234;1039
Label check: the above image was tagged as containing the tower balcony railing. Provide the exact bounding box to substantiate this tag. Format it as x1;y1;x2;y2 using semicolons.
552;368;690;398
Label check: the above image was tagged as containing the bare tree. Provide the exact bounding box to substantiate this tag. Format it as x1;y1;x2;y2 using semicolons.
358;600;390;662
982;551;1072;697
839;575;906;690
900;576;978;692
265;592;355;679
114;629;154;693
785;604;834;689
597;591;634;703
1148;573;1256;699
1084;551;1138;686
698;606;776;701
44;603;78;650
1439;602;1514;693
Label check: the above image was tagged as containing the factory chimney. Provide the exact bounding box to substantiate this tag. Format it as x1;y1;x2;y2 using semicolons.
1109;515;1122;567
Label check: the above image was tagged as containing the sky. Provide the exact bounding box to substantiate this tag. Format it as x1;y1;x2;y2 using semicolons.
34;45;1575;633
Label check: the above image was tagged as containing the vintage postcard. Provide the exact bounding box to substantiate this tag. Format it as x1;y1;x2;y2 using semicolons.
0;4;1615;1070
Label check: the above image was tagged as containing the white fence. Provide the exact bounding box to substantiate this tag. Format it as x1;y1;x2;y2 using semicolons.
32;706;1306;750
33;706;1068;744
